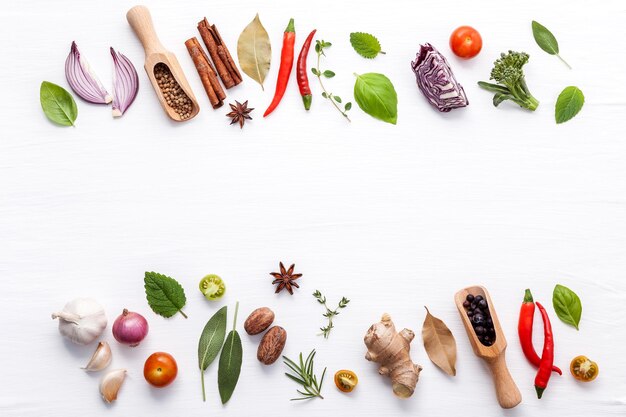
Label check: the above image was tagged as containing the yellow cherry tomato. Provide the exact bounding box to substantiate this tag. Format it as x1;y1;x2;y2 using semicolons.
334;369;358;392
570;355;599;382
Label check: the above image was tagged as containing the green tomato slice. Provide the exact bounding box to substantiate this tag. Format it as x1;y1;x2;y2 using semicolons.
199;274;226;300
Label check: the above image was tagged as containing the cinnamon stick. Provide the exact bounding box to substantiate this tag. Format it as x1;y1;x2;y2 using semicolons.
197;18;242;89
185;37;225;109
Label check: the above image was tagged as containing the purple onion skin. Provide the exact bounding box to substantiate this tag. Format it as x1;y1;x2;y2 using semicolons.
411;43;468;112
112;309;148;347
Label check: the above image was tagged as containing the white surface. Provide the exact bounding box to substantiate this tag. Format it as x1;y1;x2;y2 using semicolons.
2;0;626;416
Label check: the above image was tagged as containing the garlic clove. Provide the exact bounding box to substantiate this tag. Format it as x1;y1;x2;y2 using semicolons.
100;369;127;403
83;341;112;372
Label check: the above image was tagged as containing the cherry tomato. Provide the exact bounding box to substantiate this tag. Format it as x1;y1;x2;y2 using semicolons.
449;26;482;59
570;355;599;382
334;369;358;392
199;274;226;300
144;352;178;387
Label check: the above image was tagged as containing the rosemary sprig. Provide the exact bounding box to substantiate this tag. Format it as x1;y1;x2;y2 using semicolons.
311;40;352;122
313;290;350;339
283;350;326;401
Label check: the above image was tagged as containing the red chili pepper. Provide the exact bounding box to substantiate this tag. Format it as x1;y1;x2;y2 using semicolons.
534;301;555;399
263;18;295;117
296;29;316;110
518;289;562;375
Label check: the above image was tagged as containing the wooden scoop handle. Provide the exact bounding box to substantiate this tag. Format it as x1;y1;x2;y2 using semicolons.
486;352;522;409
126;5;165;57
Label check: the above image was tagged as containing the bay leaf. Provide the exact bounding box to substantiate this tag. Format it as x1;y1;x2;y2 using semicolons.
198;306;227;401
237;14;271;90
218;302;243;404
422;306;457;376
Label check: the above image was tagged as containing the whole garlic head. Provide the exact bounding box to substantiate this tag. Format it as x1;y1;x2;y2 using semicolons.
51;298;107;345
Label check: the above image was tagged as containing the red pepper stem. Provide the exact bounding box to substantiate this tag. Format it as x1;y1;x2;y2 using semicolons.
302;94;312;110
285;18;295;33
535;386;545;399
523;288;533;303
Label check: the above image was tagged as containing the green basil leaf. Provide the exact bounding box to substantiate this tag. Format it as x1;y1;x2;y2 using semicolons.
353;73;398;124
555;86;584;124
552;284;582;330
198;306;227;401
40;81;77;126
349;32;384;59
144;271;187;318
218;302;242;404
531;21;571;68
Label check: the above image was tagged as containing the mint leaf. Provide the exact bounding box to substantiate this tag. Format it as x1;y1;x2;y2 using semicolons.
144;271;188;318
555;86;584;124
349;32;384;59
552;284;582;330
40;81;78;126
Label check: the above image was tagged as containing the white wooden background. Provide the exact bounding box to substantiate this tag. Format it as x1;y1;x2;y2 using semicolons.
2;0;626;416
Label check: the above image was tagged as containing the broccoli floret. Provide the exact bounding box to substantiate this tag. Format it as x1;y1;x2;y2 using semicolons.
478;51;539;111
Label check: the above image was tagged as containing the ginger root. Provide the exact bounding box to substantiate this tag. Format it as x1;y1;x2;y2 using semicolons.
364;313;423;398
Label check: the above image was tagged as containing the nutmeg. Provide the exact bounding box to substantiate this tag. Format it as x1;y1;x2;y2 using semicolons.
257;326;287;365
244;307;275;335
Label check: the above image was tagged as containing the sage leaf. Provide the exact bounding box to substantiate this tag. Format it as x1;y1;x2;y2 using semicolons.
218;302;243;404
144;271;187;318
422;307;457;376
350;32;385;59
552;284;582;330
531;21;571;69
198;306;228;401
40;81;77;126
353;72;398;124
237;14;271;90
555;86;584;124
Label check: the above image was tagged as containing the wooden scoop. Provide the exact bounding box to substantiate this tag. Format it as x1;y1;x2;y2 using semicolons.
127;5;199;122
454;285;522;409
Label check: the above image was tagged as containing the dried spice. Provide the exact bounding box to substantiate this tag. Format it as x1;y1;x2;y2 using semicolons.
197;18;242;89
154;63;194;120
226;100;254;129
237;14;271;90
422;307;457;376
185;37;226;109
270;262;302;294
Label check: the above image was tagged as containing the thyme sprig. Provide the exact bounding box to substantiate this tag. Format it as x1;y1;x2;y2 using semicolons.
311;40;352;121
313;290;350;339
283;350;326;401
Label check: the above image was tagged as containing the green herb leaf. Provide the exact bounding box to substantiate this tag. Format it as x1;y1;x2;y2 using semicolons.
552;284;582;330
198;306;227;401
344;102;352;111
218;302;243;404
531;21;571;69
353;73;398;124
144;271;188;318
40;81;77;126
333;96;342;103
349;32;384;59
555;86;584;124
323;70;335;78
311;67;320;76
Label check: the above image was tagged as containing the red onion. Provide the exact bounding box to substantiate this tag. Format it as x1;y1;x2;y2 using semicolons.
110;47;139;117
112;309;148;347
65;41;112;104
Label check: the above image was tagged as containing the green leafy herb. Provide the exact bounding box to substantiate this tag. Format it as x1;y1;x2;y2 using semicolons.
218;302;243;404
144;271;188;318
312;40;352;121
553;284;582;330
283;350;326;400
350;32;385;59
198;306;227;401
40;81;77;126
353;72;398;124
313;290;350;339
555;86;584;124
531;21;571;69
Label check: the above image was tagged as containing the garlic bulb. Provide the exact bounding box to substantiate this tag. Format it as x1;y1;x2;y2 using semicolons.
83;341;112;372
51;298;107;345
100;369;127;403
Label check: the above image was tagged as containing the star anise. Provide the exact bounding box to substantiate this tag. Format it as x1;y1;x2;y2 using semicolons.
226;100;254;129
270;262;302;295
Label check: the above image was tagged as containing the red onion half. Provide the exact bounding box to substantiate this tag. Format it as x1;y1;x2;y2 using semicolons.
65;41;112;104
112;309;148;347
110;47;139;117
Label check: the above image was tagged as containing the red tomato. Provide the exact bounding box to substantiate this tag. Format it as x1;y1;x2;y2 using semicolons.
449;26;483;59
143;352;178;388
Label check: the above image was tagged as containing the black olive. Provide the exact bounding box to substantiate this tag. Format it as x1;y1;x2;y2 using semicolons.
470;302;477;310
475;295;484;302
474;308;482;315
466;294;475;302
472;314;485;325
487;318;493;325
467;310;474;317
475;326;485;335
478;299;487;309
463;300;470;308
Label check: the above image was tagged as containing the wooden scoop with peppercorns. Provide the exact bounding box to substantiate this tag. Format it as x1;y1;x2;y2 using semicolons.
127;6;199;121
454;286;522;409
